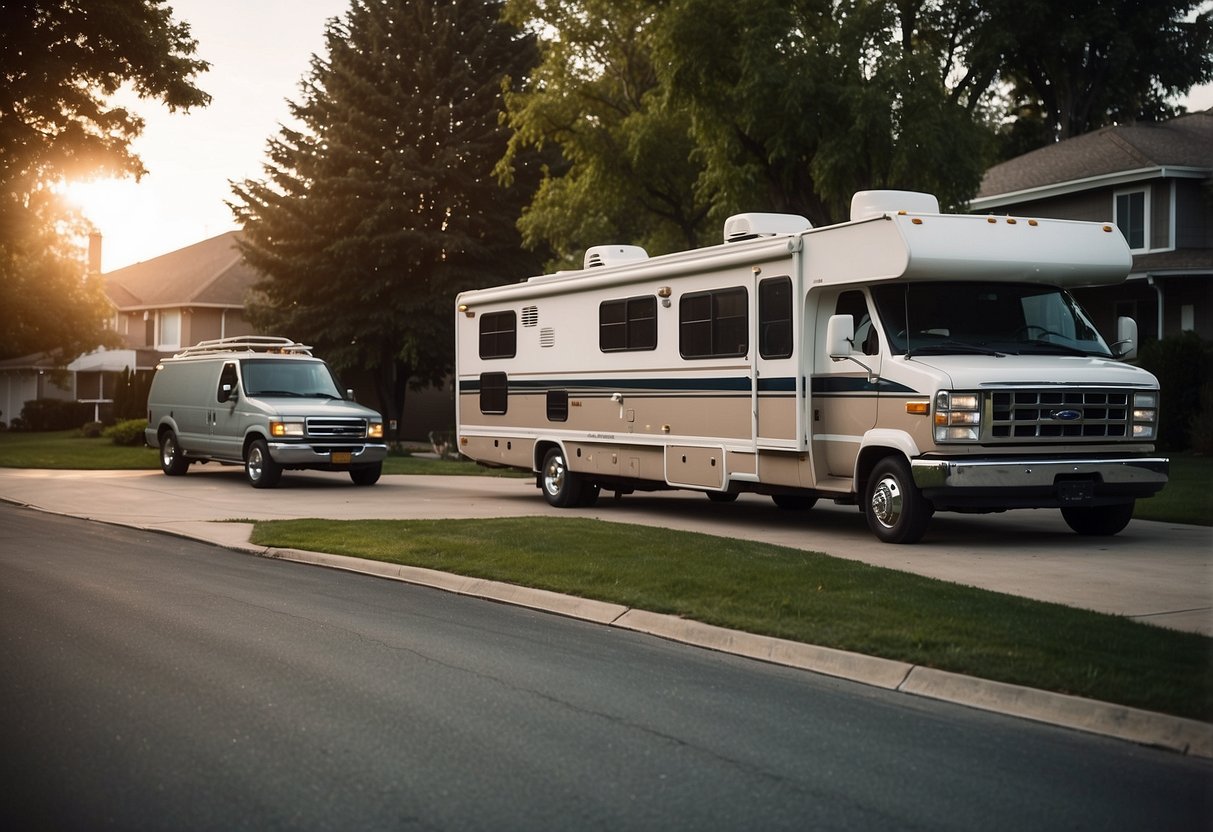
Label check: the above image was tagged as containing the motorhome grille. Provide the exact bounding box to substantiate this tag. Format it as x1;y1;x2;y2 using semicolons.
989;390;1130;440
306;417;367;439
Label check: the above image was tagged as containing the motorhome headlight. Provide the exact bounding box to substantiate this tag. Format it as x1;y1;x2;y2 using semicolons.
934;391;982;442
1132;391;1159;440
368;421;384;440
270;419;305;438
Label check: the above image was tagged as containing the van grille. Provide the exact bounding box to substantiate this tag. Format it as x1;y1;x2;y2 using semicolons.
306;417;367;439
989;389;1130;441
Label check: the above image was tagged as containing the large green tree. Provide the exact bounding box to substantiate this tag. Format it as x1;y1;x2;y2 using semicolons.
231;0;544;438
0;0;210;362
500;0;714;268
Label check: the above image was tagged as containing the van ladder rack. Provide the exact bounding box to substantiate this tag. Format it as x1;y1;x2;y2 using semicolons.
173;336;313;358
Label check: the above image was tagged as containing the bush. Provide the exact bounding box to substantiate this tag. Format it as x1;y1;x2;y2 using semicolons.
1136;332;1213;451
81;421;104;438
1189;384;1213;455
19;399;93;432
103;418;149;447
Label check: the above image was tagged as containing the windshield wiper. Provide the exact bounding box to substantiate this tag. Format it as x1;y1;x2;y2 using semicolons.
1012;339;1099;357
250;390;304;397
907;341;1006;358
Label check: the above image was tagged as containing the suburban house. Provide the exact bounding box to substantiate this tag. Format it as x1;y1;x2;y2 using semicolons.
970;109;1213;343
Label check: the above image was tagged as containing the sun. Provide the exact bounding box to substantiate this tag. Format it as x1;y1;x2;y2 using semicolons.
58;176;143;232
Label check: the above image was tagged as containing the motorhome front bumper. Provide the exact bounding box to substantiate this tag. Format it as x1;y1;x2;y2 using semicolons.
911;456;1169;509
268;443;388;466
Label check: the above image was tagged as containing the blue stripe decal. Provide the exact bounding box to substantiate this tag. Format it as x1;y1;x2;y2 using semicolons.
811;376;918;395
460;375;919;395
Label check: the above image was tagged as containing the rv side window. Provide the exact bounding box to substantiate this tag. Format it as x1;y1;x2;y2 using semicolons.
480;372;508;414
546;389;568;422
679;287;748;359
479;311;517;359
758;277;792;359
600;296;657;352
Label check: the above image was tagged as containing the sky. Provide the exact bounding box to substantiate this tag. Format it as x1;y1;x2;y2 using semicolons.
63;1;1213;274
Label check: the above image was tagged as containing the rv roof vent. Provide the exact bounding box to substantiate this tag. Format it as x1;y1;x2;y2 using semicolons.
850;190;939;222
584;245;649;269
723;213;812;243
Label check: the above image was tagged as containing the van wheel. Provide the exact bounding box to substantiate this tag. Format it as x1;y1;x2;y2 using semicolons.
864;457;932;544
159;431;190;476
541;447;584;508
245;439;282;488
350;462;382;486
1062;502;1134;536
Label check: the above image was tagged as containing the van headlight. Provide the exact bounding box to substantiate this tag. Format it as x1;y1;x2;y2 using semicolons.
934;391;982;442
368;422;384;439
270;420;305;438
1132;391;1158;440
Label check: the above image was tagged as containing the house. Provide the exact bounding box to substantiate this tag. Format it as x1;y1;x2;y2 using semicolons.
970;109;1213;342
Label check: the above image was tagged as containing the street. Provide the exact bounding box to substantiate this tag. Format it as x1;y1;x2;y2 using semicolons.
1;503;1209;830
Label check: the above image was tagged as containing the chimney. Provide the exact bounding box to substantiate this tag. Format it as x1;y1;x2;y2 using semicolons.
87;232;102;276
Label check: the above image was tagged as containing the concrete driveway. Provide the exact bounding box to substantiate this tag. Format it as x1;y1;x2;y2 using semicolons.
1;466;1209;634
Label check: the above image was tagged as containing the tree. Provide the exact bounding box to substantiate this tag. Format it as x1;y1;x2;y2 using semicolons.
499;0;715;267
0;0;210;362
974;0;1213;149
230;0;544;439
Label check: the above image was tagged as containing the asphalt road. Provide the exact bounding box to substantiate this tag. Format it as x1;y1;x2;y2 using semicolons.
1;504;1209;831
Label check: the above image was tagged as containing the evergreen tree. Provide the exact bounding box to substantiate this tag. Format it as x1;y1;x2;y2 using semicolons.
231;0;543;439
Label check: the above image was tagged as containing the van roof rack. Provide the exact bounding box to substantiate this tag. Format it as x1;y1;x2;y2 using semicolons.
173;336;313;358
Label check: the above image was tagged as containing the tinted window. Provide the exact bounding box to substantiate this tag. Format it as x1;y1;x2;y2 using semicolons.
480;372;508;414
480;311;517;359
680;287;748;359
758;277;792;359
600;296;657;352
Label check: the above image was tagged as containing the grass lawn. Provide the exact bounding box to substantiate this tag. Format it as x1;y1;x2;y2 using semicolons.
250;516;1213;722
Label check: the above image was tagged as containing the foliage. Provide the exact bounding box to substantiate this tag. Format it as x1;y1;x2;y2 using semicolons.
1189;384;1213;455
82;421;104;438
102;418;149;446
1136;332;1213;451
231;0;545;441
111;367;153;421
0;0;210;362
17;399;93;432
972;0;1213;151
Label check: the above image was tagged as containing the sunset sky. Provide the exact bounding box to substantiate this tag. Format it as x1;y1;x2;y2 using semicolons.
64;1;1213;274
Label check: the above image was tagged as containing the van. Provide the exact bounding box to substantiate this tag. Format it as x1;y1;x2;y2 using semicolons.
454;190;1168;543
145;336;388;487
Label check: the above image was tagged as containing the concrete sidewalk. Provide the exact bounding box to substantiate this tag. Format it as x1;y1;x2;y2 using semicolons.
2;466;1211;757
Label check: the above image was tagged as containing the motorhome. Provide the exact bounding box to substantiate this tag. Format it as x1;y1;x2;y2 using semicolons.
454;191;1168;543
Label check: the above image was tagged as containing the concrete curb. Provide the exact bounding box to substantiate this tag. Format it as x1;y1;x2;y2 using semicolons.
257;542;1212;759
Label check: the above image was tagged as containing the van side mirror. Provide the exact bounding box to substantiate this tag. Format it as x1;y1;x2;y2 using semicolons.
1113;316;1138;360
218;383;236;403
826;314;855;359
346;388;355;401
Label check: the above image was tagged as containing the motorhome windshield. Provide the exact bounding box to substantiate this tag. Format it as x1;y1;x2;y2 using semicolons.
869;282;1114;358
240;359;344;398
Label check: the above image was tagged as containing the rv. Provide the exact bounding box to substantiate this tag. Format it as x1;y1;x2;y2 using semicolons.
454;191;1168;543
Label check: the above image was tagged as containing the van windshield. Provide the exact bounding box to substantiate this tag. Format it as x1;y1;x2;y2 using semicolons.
241;359;344;398
869;282;1114;358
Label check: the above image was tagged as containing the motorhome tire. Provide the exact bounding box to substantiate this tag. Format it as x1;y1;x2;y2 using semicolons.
245;438;283;488
1061;501;1134;536
865;457;932;544
159;431;190;476
772;494;817;511
350;462;382;486
541;447;584;508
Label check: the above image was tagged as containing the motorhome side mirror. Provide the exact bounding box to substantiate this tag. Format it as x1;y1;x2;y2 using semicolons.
1115;316;1138;360
826;314;855;359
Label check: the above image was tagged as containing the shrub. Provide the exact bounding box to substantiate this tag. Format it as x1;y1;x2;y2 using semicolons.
81;421;104;438
1136;332;1213;451
1189;384;1213;455
19;399;93;431
103;418;149;447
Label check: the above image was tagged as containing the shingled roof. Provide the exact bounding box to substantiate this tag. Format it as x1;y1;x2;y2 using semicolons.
975;110;1213;206
103;230;260;310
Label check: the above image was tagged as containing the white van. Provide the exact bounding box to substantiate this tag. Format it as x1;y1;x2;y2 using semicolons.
145;337;387;487
454;190;1168;543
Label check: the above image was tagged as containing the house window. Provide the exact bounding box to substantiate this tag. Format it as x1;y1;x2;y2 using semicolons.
1114;190;1147;251
158;310;181;350
479;311;516;359
759;277;792;359
680;287;748;359
600;296;657;352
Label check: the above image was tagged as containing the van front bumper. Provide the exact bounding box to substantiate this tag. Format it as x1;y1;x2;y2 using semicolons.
268;442;388;466
911;455;1169;510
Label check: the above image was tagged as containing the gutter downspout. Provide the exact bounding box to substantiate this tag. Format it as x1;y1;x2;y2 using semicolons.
1147;275;1164;339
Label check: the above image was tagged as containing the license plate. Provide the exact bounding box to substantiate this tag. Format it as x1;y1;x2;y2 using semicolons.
331;451;352;464
1057;480;1095;503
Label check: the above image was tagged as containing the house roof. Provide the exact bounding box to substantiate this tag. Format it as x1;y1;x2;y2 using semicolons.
103;230;261;310
975;110;1213;206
